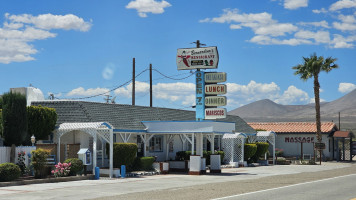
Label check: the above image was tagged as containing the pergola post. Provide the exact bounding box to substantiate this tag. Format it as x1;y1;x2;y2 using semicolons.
109;129;113;178
93;132;97;175
191;133;195;154
57;136;61;163
211;133;215;152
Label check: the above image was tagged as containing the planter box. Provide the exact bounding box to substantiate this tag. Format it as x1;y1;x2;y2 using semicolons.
168;161;189;172
210;155;221;173
189;156;201;175
100;168;120;177
153;162;169;174
258;160;269;166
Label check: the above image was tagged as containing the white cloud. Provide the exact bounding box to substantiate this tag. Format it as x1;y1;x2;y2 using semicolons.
126;0;171;18
330;34;355;48
201;9;298;37
0;13;92;64
312;8;327;14
298;20;330;28
102;63;116;80
67;87;110;96
338;82;356;93
294;30;331;43
6;13;92;31
249;35;312;45
201;8;356;48
274;85;310;104
226;81;312;106
284;0;308;10
114;81;195;106
333;14;356;31
330;0;356;11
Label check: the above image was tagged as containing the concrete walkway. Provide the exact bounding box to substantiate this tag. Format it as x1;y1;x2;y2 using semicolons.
0;162;353;200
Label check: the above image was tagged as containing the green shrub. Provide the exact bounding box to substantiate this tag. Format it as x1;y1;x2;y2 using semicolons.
31;148;50;178
251;142;269;162
203;151;225;165
244;143;257;163
113;143;137;169
175;151;194;161
64;158;83;176
139;157;155;171
0;163;21;182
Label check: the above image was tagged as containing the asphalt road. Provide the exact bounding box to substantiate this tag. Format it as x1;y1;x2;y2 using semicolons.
213;174;356;200
0;162;355;200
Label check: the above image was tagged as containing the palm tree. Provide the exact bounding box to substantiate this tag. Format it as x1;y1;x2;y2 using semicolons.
292;53;339;164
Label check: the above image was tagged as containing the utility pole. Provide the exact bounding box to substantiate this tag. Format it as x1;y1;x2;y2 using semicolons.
193;40;205;71
132;58;135;106
149;63;153;107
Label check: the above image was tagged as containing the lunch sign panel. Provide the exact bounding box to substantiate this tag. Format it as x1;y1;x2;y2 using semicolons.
177;47;219;70
205;84;227;95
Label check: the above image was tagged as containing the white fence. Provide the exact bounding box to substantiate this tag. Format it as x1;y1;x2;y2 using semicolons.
0;146;37;167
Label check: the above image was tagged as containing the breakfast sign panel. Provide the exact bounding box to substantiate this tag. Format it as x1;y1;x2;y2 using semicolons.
177;47;219;70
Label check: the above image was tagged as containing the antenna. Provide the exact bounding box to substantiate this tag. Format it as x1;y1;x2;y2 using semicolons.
104;95;112;103
111;96;117;104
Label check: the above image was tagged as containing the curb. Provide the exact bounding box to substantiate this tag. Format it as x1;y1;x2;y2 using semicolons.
0;175;95;187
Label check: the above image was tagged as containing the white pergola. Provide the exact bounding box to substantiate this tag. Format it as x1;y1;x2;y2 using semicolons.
55;122;114;178
141;121;236;159
249;131;276;165
222;133;247;165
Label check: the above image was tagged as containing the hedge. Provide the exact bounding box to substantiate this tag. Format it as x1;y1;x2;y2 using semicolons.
175;151;224;164
64;158;83;176
140;157;155;171
244;143;257;163
0;163;21;182
113;143;138;169
251;142;269;162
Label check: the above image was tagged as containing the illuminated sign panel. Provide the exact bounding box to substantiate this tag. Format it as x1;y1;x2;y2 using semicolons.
205;96;226;107
205;108;226;119
205;72;226;83
177;47;219;70
205;84;226;95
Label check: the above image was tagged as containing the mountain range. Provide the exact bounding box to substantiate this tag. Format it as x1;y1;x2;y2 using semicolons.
228;89;356;132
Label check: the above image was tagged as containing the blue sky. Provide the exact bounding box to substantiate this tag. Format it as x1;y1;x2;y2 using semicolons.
1;0;356;111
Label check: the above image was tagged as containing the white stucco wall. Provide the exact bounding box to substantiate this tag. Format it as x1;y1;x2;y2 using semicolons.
275;134;332;158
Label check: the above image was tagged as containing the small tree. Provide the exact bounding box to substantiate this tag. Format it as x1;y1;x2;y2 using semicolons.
0;109;3;138
2;92;27;163
27;105;57;141
2;92;27;146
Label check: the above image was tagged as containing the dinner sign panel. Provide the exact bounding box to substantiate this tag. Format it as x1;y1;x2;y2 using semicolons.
177;47;219;70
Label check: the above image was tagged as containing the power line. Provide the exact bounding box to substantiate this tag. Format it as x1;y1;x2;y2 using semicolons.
58;68;149;100
152;68;194;80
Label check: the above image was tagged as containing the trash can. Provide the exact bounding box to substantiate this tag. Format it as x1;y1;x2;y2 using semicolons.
95;167;100;180
121;165;126;178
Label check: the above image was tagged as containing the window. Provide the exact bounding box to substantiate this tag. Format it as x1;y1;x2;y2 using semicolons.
149;136;163;152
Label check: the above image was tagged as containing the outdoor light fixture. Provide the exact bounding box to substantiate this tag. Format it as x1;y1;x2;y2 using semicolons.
31;135;36;146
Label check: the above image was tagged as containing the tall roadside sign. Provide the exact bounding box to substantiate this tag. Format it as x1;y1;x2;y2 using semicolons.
204;72;227;120
176;41;226;121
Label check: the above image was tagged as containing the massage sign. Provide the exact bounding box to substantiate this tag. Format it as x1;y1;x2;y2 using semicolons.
177;46;227;120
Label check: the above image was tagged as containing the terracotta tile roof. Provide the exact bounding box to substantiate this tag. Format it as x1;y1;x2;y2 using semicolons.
333;131;354;138
247;122;337;133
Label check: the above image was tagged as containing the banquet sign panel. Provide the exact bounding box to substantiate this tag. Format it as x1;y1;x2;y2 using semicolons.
177;47;219;70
